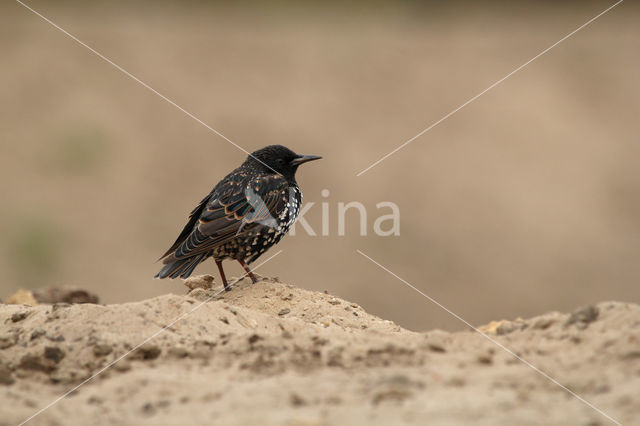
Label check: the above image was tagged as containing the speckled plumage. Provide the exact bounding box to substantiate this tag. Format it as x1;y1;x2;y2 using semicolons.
155;145;321;290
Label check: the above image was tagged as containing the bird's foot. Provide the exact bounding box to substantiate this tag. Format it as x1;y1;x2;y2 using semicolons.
248;273;259;284
238;259;259;284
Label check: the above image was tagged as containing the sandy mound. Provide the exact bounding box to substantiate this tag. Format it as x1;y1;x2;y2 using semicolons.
1;277;638;425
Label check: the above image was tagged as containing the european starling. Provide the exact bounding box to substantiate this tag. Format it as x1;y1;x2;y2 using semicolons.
155;145;321;290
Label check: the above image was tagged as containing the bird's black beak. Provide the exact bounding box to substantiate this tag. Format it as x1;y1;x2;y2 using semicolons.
290;154;322;166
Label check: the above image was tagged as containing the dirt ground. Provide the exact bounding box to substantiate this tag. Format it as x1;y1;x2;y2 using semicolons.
1;278;638;425
2;2;640;332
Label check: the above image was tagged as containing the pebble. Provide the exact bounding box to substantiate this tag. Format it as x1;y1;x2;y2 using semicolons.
93;344;113;357
424;331;449;353
565;306;599;328
136;344;161;360
183;275;215;291
496;321;524;335
532;317;556;330
44;346;66;363
46;335;65;342
427;342;446;353
11;311;29;322
30;328;46;340
477;354;493;365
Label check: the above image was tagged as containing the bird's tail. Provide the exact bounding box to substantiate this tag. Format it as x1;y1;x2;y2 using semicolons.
154;253;208;279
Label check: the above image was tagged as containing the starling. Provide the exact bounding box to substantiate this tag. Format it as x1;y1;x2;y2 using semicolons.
155;145;321;290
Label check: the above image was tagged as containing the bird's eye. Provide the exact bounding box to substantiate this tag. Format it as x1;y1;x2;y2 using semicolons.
276;159;285;165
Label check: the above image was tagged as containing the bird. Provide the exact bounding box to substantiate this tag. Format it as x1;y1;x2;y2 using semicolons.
155;145;321;291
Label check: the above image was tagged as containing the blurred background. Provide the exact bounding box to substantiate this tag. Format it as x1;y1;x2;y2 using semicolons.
1;1;638;331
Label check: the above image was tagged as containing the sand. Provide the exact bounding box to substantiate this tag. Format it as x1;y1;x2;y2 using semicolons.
1;277;639;425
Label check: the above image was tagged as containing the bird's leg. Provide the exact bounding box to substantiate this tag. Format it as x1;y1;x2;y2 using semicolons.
216;260;231;291
238;259;258;284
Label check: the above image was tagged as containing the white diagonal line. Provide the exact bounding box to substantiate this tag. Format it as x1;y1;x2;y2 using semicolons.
356;0;624;176
356;249;622;426
14;0;281;176
18;250;283;426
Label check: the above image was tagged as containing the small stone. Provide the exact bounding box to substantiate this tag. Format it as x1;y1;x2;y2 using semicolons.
30;328;46;340
11;311;29;322
565;306;599;328
278;308;290;316
5;290;38;306
427;342;446;353
328;298;341;305
136;344;161;360
93;344;113;357
425;331;449;353
533;317;556;330
44;347;66;363
183;275;215;291
248;334;261;344
496;321;520;335
477;354;493;365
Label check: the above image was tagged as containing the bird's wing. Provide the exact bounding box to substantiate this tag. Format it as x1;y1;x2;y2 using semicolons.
158;193;212;260
167;174;289;261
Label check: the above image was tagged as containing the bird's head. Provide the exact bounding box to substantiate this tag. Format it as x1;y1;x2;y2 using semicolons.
247;145;322;180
